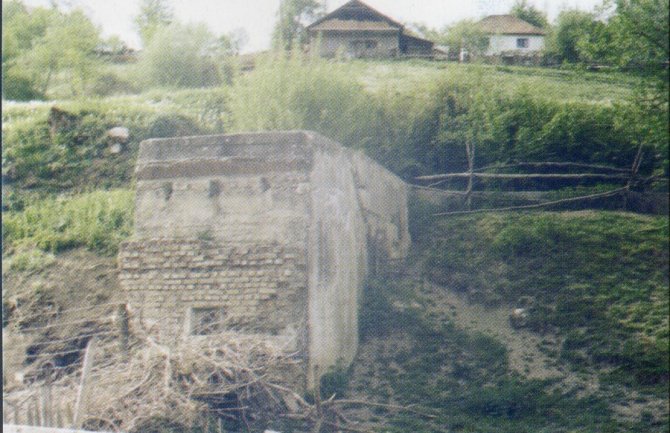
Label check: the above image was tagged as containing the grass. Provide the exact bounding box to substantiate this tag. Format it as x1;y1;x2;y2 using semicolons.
354;275;666;433
2;189;134;256
416;205;669;394
355;60;640;103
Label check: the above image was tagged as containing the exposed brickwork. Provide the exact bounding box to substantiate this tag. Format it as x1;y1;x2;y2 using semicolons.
119;239;308;349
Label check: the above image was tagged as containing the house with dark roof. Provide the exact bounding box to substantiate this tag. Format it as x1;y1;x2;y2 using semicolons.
307;0;434;58
478;15;546;57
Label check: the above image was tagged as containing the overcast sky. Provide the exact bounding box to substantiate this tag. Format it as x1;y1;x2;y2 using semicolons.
20;0;604;52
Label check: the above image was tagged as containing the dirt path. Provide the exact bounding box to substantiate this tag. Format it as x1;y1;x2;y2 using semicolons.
420;280;566;380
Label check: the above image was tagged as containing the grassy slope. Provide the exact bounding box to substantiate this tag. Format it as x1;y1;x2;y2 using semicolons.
2;61;667;432
342;207;668;433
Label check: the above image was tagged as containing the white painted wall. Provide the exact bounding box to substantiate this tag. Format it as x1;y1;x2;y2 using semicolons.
486;34;545;55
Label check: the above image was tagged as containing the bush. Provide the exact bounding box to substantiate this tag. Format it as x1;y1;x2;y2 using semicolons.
137;22;227;88
90;72;139;97
147;113;204;138
2;69;45;101
228;53;372;145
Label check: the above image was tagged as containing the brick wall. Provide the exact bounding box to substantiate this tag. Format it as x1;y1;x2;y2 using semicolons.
119;239;308;353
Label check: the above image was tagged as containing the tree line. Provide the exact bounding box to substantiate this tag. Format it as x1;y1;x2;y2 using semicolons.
424;0;668;71
2;0;668;101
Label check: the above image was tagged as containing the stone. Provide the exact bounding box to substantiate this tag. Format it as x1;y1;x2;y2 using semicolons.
107;126;130;143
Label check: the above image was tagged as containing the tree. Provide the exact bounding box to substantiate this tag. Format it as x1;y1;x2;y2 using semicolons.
510;0;549;28
613;0;669;69
272;0;323;50
137;22;226;88
2;1;102;98
441;20;490;59
134;0;173;46
546;10;596;63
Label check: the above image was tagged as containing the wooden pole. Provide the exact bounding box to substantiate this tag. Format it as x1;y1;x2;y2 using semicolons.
118;304;130;357
73;338;97;428
416;172;631;181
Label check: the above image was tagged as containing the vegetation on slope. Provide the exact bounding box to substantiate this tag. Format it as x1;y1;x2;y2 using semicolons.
343;207;669;433
413;205;669;390
2;189;134;257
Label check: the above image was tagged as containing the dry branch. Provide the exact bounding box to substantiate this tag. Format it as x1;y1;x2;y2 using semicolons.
416;172;631;181
432;186;629;216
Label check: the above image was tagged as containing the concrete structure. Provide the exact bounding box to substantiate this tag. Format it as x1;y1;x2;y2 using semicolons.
307;0;434;58
478;15;545;58
118;131;410;388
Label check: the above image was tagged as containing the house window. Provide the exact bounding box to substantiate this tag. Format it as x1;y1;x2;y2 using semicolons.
516;38;529;48
350;39;378;51
191;307;225;335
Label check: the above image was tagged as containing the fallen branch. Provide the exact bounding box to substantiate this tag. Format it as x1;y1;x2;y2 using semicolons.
324;399;437;419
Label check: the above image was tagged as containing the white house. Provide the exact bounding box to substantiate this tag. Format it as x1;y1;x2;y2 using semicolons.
478;15;545;57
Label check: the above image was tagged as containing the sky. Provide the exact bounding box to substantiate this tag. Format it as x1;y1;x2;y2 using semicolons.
19;0;605;53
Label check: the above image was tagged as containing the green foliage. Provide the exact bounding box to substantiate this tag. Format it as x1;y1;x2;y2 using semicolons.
227;53;371;145
90;73;139;97
147;113;204;138
546;10;598;64
2;69;44;101
510;0;549;28
2;102;210;193
423;210;669;390
2;189;134;255
134;0;173;46
272;0;323;50
615;0;669;70
3;4;102;97
4;246;55;272
136;22;228;88
439;20;489;58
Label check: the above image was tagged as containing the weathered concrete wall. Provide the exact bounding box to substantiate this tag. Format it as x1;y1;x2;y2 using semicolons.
307;139;368;382
119;131;409;388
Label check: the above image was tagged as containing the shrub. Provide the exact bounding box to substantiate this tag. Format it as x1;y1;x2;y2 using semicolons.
136;22;227;88
90;72;139;97
147;113;203;138
2;69;45;101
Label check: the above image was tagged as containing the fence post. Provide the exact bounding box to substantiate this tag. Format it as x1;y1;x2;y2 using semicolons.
118;303;130;357
73;337;97;428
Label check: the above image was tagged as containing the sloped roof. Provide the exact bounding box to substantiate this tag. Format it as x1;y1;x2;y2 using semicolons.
478;15;546;35
307;0;403;32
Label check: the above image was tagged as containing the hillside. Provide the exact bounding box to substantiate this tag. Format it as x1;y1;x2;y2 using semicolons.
2;59;668;432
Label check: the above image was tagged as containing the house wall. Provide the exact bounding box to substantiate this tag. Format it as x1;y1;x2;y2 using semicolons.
313;31;399;58
486;34;545;55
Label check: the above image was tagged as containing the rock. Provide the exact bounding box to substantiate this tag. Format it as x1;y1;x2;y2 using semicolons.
509;307;528;328
109;142;123;154
107;126;130;143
